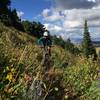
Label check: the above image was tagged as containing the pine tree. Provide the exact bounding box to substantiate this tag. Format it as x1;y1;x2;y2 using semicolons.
82;20;97;59
10;9;24;31
0;0;11;15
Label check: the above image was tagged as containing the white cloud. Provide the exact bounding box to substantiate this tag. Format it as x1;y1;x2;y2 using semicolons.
42;9;50;17
63;21;81;28
87;0;96;2
42;5;100;28
17;11;24;18
56;0;97;10
41;3;100;41
42;8;64;21
61;6;100;28
44;23;62;33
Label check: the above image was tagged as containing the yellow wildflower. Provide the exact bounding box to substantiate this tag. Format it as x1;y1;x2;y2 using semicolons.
6;66;9;70
6;73;13;82
65;95;68;99
11;68;16;74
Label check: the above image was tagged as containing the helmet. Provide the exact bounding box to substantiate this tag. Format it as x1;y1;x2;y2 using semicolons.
43;32;48;36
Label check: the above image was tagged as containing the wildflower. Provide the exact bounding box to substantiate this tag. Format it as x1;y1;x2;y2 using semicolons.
6;72;13;82
96;70;100;73
54;87;58;91
11;68;16;74
6;66;9;70
24;74;32;82
65;95;68;99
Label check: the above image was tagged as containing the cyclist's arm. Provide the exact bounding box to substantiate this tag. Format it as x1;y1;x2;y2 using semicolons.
38;37;43;45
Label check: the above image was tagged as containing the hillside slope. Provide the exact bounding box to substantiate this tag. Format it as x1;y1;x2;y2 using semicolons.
0;22;100;100
0;22;69;64
0;22;76;67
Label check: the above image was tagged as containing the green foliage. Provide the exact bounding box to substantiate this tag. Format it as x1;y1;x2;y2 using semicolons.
10;9;24;31
65;38;80;54
53;35;65;47
22;21;46;38
0;0;11;25
82;20;97;59
98;50;100;57
63;58;98;99
22;21;33;34
0;21;100;100
0;1;99;99
85;77;100;100
0;0;24;31
32;21;46;38
53;35;80;55
0;0;11;14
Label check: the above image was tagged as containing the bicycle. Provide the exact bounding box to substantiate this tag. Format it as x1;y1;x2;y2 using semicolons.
40;46;51;71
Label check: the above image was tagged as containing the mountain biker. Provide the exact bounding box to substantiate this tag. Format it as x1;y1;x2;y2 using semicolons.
38;31;52;56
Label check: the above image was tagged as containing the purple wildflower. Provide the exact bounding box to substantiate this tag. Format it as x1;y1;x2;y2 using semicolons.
96;70;100;73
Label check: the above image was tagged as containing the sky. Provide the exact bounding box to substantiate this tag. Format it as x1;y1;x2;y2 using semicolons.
11;0;100;42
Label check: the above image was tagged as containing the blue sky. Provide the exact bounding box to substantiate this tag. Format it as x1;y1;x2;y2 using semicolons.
11;0;100;41
11;0;52;21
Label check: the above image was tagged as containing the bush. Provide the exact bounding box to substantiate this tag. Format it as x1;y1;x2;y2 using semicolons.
62;58;98;99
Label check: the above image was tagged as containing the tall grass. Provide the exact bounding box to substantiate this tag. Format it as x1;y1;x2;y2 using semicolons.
0;22;100;100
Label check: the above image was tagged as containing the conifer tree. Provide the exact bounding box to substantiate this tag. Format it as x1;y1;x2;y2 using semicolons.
0;0;11;15
82;20;97;59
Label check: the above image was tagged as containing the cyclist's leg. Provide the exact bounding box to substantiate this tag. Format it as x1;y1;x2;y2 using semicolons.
48;46;51;56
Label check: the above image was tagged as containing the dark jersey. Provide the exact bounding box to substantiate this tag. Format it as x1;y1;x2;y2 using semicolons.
38;37;52;47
